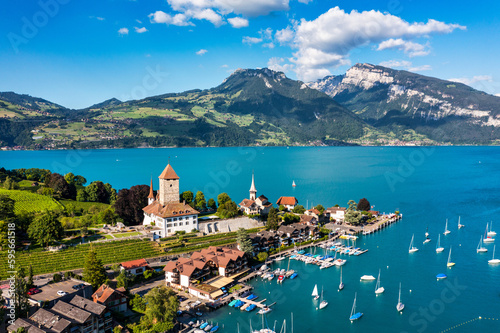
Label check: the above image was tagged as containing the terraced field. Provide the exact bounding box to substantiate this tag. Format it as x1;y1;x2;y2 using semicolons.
0;239;163;279
0;188;63;214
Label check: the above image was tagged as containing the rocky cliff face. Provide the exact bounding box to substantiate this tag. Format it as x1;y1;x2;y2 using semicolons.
307;64;500;142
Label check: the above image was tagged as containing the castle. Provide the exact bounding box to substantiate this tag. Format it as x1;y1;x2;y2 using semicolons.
142;163;199;237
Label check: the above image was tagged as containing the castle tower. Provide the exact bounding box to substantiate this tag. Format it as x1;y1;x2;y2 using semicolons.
147;178;155;205
158;163;180;205
249;171;257;200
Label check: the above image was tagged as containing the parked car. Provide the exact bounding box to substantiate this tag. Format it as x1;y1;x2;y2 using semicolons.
27;288;41;295
71;283;85;290
57;290;67;296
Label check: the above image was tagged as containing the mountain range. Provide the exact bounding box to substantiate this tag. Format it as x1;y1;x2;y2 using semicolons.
1;64;499;149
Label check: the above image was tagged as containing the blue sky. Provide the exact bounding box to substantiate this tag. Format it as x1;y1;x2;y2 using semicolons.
1;0;499;109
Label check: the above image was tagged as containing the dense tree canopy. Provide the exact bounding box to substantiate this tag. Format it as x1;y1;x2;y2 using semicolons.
194;191;207;211
83;247;107;289
266;207;279;231
357;198;371;211
237;228;253;255
28;211;64;247
217;192;231;207
207;198;216;210
132;286;179;333
292;205;305;214
114;185;149;225
180;191;193;205
345;200;362;225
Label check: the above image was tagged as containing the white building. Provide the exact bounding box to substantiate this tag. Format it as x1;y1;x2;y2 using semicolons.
238;173;273;215
326;207;346;222
142;163;199;237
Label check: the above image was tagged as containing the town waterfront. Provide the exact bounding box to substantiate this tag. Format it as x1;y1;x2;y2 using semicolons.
2;146;500;331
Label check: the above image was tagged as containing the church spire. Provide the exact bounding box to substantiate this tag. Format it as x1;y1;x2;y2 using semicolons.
148;178;154;199
249;170;257;200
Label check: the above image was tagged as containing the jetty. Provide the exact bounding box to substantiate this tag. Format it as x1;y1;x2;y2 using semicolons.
362;214;402;235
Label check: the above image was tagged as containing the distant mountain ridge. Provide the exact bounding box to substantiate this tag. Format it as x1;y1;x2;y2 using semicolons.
1;64;500;149
307;63;500;143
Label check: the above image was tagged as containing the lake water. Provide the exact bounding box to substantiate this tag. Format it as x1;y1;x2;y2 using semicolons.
1;146;500;332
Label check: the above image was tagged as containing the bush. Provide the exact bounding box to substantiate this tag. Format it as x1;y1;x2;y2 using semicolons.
257;252;268;262
53;273;62;283
143;270;153;280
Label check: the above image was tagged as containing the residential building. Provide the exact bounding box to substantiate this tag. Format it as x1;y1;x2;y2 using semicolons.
326;206;346;222
305;208;321;219
250;230;280;253
239;173;273;215
143;163;200;237
163;246;247;298
120;258;149;276
300;214;318;225
8;295;112;333
92;284;128;313
276;196;298;211
277;223;319;246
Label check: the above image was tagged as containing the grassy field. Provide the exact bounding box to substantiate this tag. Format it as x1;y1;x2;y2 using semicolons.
59;199;111;213
0;188;63;214
113;232;142;238
0;239;163;280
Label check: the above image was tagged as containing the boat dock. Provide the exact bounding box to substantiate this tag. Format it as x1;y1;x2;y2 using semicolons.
231;296;269;309
362;214;402;235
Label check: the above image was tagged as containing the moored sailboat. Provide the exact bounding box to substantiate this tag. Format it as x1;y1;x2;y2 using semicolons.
292;180;296;187
458;216;464;229
338;266;344;291
409;234;419;253
319;286;328;309
443;219;451;235
488;245;500;264
349;292;363;322
447;246;455;267
312;284;319;300
396;282;404;312
477;236;488;253
487;222;496;237
436;234;444;253
375;269;384;294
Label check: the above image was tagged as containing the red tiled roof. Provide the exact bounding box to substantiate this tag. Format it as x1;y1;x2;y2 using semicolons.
143;201;199;218
308;208;321;215
276;196;298;206
92;284;127;304
327;207;346;212
158;164;179;180
121;258;148;270
239;199;256;208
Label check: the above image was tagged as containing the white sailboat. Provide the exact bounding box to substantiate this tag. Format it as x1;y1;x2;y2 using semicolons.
312;284;319;300
319;286;328;309
487;222;496;237
458;216;464;229
484;223;495;243
292;180;296;187
396;282;404;312
447;246;455;267
349;292;363;322
488;245;500;264
338;266;344;291
436;234;444;253
409;234;419;253
443;219;451;235
425;227;429;238
375;269;385;294
477;236;488;253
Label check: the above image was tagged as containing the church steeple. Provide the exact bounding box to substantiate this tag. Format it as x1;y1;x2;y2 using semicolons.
148;178;155;205
158;163;180;205
249;171;257;200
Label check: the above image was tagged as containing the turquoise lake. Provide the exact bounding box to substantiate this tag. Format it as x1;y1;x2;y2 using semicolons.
1;146;500;332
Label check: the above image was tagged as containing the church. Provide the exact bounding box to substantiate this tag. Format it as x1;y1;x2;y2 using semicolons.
238;172;273;215
142;163;199;237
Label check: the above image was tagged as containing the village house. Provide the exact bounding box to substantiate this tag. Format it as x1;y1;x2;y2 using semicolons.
300;214;319;225
239;173;273;215
92;284;128;313
250;230;281;253
326;206;346;222
8;295;113;333
142;163;200;237
276;196;298;211
305;208;321;219
276;223;320;246
163;246;248;300
120;258;149;276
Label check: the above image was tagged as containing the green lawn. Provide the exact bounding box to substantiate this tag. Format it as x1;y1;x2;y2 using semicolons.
59;199;111;213
113;232;142;238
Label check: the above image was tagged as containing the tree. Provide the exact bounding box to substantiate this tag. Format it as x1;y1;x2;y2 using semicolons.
357;198;371;212
136;286;178;332
180;191;193;205
28;211;64;247
130;294;146;312
74;175;87;186
217;192;231;207
266;208;279;231
292;205;305;214
46;173;71;199
83;247;107;289
207;198;216;210
0;195;15;220
98;207;118;225
217;200;239;219
114;185;150;225
278;204;286;212
194;191;207;211
12;268;29;319
3;176;18;190
113;327;123;333
76;188;88;202
64;172;76;185
27;264;34;289
86;181;109;203
257;252;268;262
116;269;135;289
345;200;362;225
236;228;253;255
104;183;117;204
315;204;325;215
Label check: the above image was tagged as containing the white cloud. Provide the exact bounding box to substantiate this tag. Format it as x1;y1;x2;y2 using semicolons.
379;60;431;72
449;75;493;85
118;27;129;35
96;17;105;21
267;57;294;73
136;19;142;24
297;0;313;3
275;26;294;45
135;27;148;33
263;42;275;48
221;64;228;68
377;38;430;57
242;36;263;44
196;49;208;55
192;8;224;26
228;17;249;28
149;11;193;26
495;93;500;97
280;6;465;81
